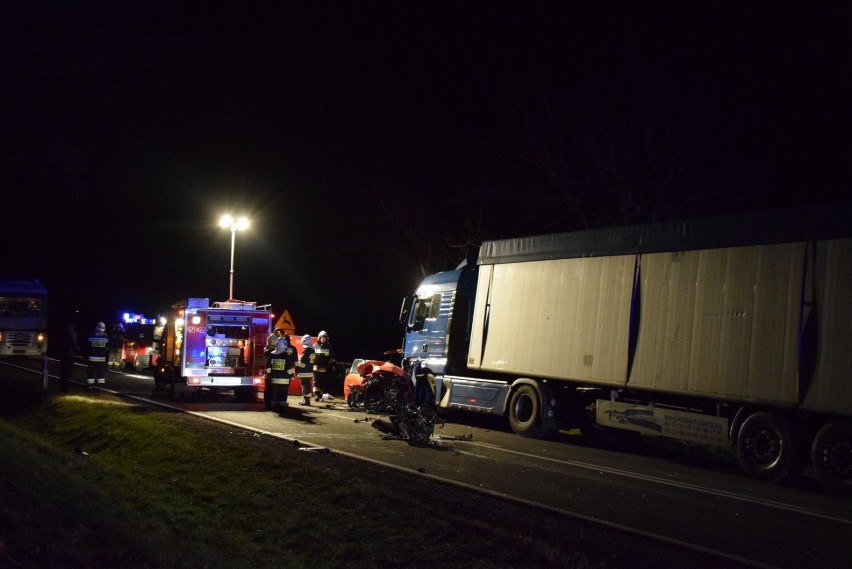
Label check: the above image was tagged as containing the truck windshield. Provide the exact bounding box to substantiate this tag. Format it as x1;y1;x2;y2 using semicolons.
0;296;45;314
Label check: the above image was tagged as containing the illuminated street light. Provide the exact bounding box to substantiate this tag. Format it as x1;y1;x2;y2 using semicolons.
219;214;249;300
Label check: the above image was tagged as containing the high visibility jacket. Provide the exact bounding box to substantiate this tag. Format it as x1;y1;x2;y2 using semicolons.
313;341;333;373
297;347;315;378
87;332;108;362
269;346;297;384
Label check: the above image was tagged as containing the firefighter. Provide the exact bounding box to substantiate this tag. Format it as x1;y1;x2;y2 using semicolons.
86;321;109;390
268;334;297;410
107;323;125;370
296;334;315;405
263;328;284;408
312;330;335;401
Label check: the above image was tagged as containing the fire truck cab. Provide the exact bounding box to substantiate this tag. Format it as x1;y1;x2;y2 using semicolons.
153;298;271;402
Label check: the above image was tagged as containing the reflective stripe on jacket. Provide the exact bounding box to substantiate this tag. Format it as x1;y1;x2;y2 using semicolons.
88;334;108;362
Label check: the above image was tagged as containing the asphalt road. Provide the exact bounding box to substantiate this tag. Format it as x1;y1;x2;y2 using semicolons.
8;358;852;569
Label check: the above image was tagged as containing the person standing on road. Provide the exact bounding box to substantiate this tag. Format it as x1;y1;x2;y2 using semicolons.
107;323;125;370
86;321;109;390
296;334;315;406
263;328;284;408
312;330;335;401
267;335;297;411
59;322;80;392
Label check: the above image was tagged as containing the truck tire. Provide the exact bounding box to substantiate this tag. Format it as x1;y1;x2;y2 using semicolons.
508;384;541;436
810;421;852;496
736;411;796;483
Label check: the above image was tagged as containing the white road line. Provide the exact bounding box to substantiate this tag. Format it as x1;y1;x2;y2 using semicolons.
453;439;852;525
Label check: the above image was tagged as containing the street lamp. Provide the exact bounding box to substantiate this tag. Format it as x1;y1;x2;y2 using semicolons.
218;214;249;300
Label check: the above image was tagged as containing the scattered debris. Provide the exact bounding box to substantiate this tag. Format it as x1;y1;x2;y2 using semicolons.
73;446;90;456
436;434;473;441
371;404;441;447
298;447;331;454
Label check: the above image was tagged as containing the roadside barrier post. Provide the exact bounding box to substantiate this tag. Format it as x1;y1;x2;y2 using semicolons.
43;354;48;390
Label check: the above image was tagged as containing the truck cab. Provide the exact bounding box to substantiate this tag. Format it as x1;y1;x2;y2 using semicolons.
400;264;477;405
0;279;48;357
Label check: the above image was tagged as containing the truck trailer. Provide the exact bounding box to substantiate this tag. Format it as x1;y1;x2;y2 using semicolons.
399;202;852;494
153;298;271;401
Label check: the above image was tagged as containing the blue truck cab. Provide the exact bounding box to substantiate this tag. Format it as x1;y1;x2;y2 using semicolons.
399;262;478;407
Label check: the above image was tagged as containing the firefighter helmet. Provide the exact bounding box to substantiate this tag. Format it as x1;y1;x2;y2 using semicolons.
318;330;328;339
274;337;288;354
96;321;106;332
301;334;312;347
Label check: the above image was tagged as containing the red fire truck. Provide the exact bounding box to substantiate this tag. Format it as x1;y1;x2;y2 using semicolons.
153;298;272;401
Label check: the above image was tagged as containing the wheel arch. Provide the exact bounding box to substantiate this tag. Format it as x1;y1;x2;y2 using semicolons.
500;377;543;415
505;377;559;437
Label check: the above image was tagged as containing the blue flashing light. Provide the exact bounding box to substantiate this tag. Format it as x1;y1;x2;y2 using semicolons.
122;311;155;325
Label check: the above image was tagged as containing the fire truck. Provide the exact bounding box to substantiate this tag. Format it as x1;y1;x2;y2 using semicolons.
153;298;272;401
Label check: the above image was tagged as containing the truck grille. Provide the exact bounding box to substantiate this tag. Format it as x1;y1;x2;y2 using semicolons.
6;332;34;346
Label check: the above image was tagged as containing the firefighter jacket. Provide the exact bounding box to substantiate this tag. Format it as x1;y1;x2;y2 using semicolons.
296;346;315;378
87;332;108;363
313;339;334;374
269;345;297;384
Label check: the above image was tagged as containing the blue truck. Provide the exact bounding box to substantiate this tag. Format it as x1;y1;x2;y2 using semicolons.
399;202;852;494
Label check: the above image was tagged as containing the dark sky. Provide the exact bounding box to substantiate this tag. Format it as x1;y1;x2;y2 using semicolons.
2;2;850;360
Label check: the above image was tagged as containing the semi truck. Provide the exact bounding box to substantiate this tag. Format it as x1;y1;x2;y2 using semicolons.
0;279;48;357
153;298;271;401
399;202;852;494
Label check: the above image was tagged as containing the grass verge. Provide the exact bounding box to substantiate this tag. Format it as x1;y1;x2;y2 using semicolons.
0;369;731;568
1;382;597;568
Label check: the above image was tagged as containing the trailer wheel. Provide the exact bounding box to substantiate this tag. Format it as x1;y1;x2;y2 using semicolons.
736;411;795;483
508;384;541;436
810;421;852;496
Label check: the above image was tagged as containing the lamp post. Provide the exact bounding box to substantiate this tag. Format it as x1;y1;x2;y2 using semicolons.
219;214;249;300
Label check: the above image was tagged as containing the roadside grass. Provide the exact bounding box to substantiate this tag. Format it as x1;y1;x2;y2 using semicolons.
1;374;605;569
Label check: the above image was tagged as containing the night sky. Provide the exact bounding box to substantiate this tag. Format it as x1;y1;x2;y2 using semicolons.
2;2;850;360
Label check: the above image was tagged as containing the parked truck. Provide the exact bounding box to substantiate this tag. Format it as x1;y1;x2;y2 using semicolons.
153;298;271;401
0;279;48;358
399;202;852;494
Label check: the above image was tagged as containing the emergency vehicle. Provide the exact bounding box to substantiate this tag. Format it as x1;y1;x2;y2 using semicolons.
153;298;271;401
120;312;158;371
